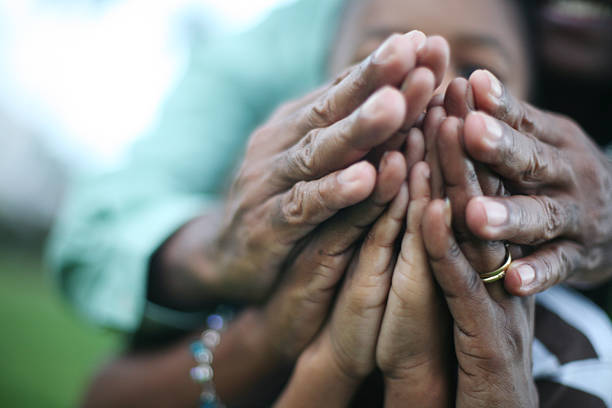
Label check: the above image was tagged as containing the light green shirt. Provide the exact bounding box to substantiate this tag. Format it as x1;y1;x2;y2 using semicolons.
47;0;347;332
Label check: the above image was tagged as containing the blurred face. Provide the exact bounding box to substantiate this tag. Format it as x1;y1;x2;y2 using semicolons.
330;0;530;99
538;0;612;80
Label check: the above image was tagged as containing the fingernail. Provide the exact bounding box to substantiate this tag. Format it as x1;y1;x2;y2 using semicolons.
444;198;452;228
339;162;364;184
405;30;427;53
483;70;502;106
361;90;385;118
480;198;507;227
478;112;503;148
373;36;397;64
516;264;535;286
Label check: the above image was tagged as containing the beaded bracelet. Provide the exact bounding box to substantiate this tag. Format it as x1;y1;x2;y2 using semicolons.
189;308;233;408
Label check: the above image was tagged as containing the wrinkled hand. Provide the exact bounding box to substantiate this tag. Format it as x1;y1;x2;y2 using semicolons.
274;180;410;407
198;31;449;302
423;197;538;408
262;151;408;361
457;69;612;295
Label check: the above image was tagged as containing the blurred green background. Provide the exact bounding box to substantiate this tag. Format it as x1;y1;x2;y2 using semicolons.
0;245;120;408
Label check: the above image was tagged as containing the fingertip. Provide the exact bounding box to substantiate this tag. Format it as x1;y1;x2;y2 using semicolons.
503;268;524;296
339;161;377;198
362;86;407;128
444;77;471;118
408;161;431;201
464;111;493;160
418;36;450;87
372;33;420;78
402;66;436;91
465;197;494;240
468;69;502;112
373;152;406;204
505;262;539;296
405;128;425;169
380;150;408;185
405;29;427;52
400;67;436;129
421;199;451;256
390;182;410;217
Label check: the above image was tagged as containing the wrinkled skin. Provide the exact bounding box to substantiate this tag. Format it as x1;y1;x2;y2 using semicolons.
461;69;612;295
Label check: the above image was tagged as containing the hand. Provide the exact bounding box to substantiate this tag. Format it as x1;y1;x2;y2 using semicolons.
460;69;612;295
275;180;410;407
420;111;536;407
422;198;538;408
262;151;408;361
375;161;451;408
155;31;451;306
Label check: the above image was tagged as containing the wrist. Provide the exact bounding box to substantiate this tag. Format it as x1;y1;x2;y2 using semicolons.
212;307;292;406
149;210;226;310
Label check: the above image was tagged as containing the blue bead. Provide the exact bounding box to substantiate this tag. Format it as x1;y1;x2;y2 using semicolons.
190;341;204;356
207;314;224;331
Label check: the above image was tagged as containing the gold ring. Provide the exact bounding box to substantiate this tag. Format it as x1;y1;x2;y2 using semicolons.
479;245;511;284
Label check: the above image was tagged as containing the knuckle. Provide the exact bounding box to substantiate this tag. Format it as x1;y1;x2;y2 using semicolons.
308;95;338;128
288;131;319;179
520;140;549;183
464;266;483;297
537;254;558;287
517;104;537;135
540;198;565;240
527;196;564;243
280;182;309;226
447;240;464;260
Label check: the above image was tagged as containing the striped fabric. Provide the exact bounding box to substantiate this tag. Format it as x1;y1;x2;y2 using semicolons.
533;286;612;407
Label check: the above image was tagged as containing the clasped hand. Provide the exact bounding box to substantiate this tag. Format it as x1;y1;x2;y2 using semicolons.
173;29;611;406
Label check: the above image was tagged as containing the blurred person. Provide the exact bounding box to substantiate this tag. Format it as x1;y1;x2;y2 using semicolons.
44;0;612;406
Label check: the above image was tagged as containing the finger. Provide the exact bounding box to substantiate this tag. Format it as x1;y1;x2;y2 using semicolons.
443;77;474;118
329;183;409;378
427;93;445;109
417;36;450;89
465;195;578;245
387;162;434;311
300;30;427;131
267;154;407;360
256;161;376;249
342;182;409;311
504;240;584;296
405;128;426;171
286;152;407;290
469;69;563;146
436;117;506;273
442;78;507;198
277;86;406;183
422;106;447;199
422;199;496;336
378;163;450;375
463;111;572;185
400;67;436;130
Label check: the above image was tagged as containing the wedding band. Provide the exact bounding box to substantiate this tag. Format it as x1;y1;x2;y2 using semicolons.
479;245;511;284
